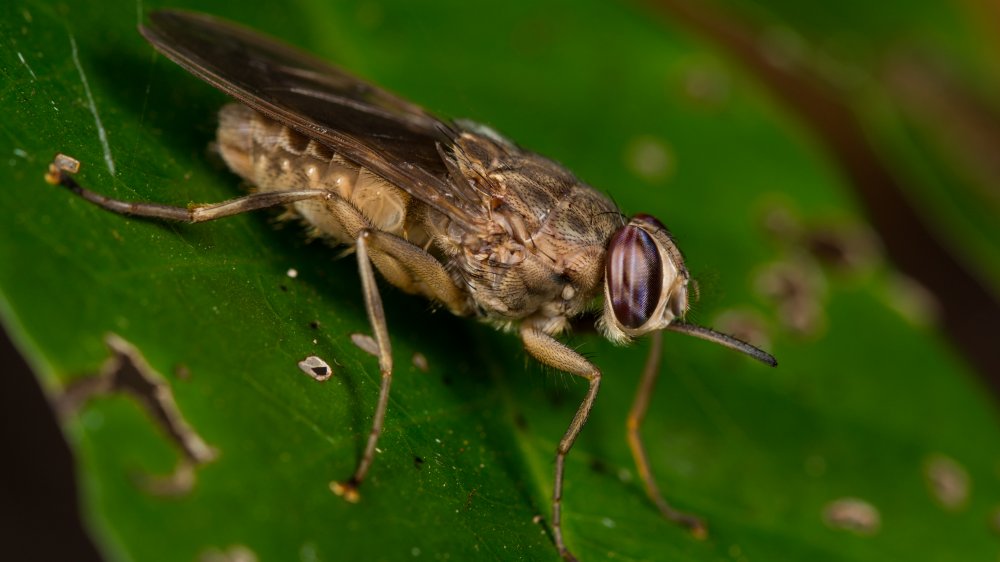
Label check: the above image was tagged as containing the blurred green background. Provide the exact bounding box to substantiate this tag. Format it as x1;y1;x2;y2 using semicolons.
1;0;998;561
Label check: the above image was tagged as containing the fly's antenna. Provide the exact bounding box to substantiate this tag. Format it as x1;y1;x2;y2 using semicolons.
665;321;777;367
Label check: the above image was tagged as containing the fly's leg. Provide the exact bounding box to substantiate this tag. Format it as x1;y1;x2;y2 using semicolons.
331;228;471;499
330;230;392;501
627;331;706;537
520;324;602;562
46;155;338;222
359;229;471;316
332;228;471;500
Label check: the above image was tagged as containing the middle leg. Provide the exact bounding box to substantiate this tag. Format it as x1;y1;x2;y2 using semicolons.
331;228;471;500
331;230;393;502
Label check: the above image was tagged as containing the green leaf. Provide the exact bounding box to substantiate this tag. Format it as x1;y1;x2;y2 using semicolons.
2;1;998;561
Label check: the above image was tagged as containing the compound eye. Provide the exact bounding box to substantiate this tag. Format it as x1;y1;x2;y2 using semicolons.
633;213;667;231
606;224;663;330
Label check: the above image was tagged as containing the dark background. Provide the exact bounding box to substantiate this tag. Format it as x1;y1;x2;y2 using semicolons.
1;330;102;561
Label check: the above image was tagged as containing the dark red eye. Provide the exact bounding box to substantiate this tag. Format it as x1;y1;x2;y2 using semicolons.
606;224;662;329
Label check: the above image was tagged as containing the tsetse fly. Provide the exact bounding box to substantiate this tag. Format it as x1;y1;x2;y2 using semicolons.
47;10;777;561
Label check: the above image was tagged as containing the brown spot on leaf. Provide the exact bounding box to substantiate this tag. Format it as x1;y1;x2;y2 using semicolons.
924;454;970;511
411;352;429;373
823;497;881;535
755;259;826;337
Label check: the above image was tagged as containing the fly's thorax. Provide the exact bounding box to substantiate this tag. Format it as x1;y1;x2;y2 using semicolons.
599;214;690;344
441;128;626;326
453;145;621;327
216;104;415;242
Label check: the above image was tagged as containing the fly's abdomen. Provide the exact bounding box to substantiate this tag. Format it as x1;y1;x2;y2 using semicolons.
216;103;410;242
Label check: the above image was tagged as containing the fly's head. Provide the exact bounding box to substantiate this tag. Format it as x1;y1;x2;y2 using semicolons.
599;214;689;344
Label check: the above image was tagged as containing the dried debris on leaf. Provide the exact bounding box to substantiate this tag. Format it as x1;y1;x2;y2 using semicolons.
56;333;217;495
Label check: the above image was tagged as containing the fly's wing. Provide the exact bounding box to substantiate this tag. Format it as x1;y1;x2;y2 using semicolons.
140;9;481;226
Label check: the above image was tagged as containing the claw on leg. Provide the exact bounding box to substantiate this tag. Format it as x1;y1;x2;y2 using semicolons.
330;479;361;503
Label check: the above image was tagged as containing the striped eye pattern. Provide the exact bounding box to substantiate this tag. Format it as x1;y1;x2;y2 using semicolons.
606;224;663;329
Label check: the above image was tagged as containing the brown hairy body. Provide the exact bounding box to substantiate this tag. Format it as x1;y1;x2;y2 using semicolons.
217;103;621;335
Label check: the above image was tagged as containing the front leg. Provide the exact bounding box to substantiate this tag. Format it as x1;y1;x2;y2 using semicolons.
520;323;602;562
